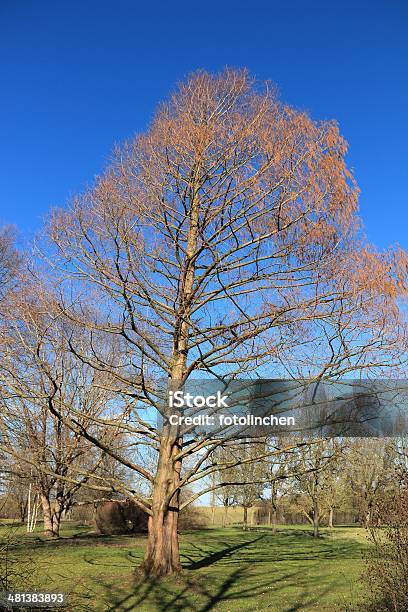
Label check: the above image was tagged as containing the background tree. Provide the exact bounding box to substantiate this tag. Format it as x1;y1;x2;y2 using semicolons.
289;439;344;537
212;446;238;528
230;442;268;530
320;465;349;529
265;437;292;533
347;439;394;527
0;463;31;522
0;283;129;537
391;436;408;488
0;226;20;304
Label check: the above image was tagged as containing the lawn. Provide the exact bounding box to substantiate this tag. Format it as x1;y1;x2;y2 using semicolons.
0;522;371;611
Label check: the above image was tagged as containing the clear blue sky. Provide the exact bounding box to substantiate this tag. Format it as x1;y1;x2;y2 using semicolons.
1;0;407;249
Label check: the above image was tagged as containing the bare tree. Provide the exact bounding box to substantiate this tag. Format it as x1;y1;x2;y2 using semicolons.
365;482;408;611
0;226;20;304
390;436;408;488
0;283;129;537
347;439;394;528
38;69;407;575
0;463;31;522
289;439;345;537
232;442;268;530
212;446;239;528
265;437;292;533
320;456;349;528
212;441;268;530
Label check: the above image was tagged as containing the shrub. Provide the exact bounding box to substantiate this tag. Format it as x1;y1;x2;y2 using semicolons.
94;499;148;535
364;487;408;611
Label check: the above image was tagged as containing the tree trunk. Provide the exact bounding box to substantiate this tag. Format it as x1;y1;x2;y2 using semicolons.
243;506;248;530
364;510;371;528
328;506;334;528
18;499;28;523
271;506;278;534
141;437;182;577
312;498;320;538
40;493;57;537
270;489;278;534
222;504;229;528
211;491;216;526
143;511;180;577
52;504;63;538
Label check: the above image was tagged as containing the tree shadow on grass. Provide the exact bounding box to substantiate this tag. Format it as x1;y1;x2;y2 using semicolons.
95;532;345;611
4;527;365;610
183;535;266;570
104;565;301;611
101;564;336;612
181;528;368;566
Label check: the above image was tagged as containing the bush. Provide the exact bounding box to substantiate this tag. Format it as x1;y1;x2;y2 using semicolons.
94;499;148;535
364;487;408;611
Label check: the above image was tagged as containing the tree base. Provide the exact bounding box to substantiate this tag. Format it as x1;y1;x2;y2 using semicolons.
138;559;182;579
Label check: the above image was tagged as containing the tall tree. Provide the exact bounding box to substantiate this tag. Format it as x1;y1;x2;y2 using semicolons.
43;69;407;575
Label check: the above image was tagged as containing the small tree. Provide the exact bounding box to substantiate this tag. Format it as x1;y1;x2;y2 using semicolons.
212;447;239;528
347;439;393;528
289;439;344;537
232;443;267;530
265;437;292;532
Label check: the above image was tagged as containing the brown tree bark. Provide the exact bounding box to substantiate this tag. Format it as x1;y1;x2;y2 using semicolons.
141;435;182;576
243;506;248;530
270;482;278;534
328;506;334;528
312;498;320;538
222;504;229;528
40;493;57;537
270;505;278;534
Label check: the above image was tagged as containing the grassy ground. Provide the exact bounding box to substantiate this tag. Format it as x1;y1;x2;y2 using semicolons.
0;522;370;611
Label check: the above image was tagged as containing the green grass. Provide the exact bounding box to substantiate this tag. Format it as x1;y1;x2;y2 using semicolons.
0;522;371;611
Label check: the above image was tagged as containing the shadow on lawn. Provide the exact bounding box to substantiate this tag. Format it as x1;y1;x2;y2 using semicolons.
184;535;266;569
2;527;363;610
96;532;342;611
101;567;334;612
